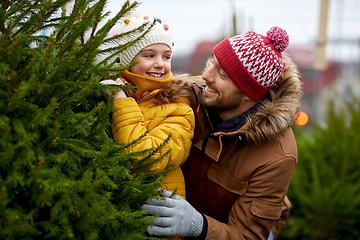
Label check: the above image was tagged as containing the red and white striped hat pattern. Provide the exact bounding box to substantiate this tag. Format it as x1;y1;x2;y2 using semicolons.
213;26;289;101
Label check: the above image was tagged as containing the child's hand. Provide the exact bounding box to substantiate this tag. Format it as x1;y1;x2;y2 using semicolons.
100;78;127;99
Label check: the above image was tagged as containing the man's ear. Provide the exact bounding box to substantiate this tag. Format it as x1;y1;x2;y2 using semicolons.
243;95;252;101
242;93;258;105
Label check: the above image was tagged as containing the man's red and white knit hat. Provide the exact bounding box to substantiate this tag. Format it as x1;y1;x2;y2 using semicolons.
213;26;289;101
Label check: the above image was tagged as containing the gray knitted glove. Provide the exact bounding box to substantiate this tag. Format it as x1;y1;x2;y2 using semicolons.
142;189;204;237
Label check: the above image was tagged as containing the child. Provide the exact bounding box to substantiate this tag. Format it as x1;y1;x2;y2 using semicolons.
101;8;195;200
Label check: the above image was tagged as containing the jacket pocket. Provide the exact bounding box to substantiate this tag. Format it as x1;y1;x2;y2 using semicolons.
207;162;248;195
250;198;283;220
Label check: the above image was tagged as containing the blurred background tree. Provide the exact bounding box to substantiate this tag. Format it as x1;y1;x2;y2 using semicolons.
0;0;166;239
278;93;360;240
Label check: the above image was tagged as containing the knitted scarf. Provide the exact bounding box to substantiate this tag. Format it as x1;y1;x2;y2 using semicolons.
120;70;173;102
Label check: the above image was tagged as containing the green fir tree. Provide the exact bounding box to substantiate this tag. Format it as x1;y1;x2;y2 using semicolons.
0;0;167;239
279;94;360;240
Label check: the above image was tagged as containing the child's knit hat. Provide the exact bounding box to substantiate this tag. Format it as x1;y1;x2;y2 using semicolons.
113;8;172;66
213;26;289;101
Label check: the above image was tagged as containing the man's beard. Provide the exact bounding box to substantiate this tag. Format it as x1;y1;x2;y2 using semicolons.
199;90;242;112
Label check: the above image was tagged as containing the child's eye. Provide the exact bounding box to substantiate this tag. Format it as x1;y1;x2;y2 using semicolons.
164;55;171;59
145;54;153;58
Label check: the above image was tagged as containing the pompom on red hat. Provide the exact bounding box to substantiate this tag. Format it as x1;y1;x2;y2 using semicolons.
213;26;289;101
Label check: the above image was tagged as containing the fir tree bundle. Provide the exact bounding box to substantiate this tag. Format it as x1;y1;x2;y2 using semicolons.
0;0;165;239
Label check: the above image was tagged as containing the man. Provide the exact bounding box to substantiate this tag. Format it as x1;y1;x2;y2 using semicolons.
142;26;303;240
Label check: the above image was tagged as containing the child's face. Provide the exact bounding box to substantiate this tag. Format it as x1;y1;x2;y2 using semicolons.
129;44;172;80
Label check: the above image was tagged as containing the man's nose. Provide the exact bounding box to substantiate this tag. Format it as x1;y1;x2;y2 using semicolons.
202;66;214;83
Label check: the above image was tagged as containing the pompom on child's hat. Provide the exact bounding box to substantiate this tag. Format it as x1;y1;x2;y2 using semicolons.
113;8;172;66
213;26;289;101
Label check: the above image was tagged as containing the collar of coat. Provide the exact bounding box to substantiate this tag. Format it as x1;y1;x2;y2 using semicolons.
120;70;173;102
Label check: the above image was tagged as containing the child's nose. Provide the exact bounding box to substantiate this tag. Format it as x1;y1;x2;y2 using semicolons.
154;56;164;68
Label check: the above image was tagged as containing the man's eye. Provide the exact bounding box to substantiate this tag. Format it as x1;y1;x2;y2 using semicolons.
219;70;227;78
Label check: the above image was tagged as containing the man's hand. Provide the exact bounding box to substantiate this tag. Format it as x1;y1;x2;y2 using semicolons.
99;78;127;99
142;189;204;237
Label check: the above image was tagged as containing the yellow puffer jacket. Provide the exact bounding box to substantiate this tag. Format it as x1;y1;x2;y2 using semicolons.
112;70;195;199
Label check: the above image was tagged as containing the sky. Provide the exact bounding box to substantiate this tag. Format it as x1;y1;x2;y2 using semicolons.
104;0;360;63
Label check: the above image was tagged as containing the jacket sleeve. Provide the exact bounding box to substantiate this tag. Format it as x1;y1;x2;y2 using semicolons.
112;97;195;172
205;157;296;240
270;195;292;239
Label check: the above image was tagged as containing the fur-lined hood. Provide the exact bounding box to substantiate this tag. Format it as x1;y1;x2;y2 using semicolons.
164;52;302;145
243;52;302;144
